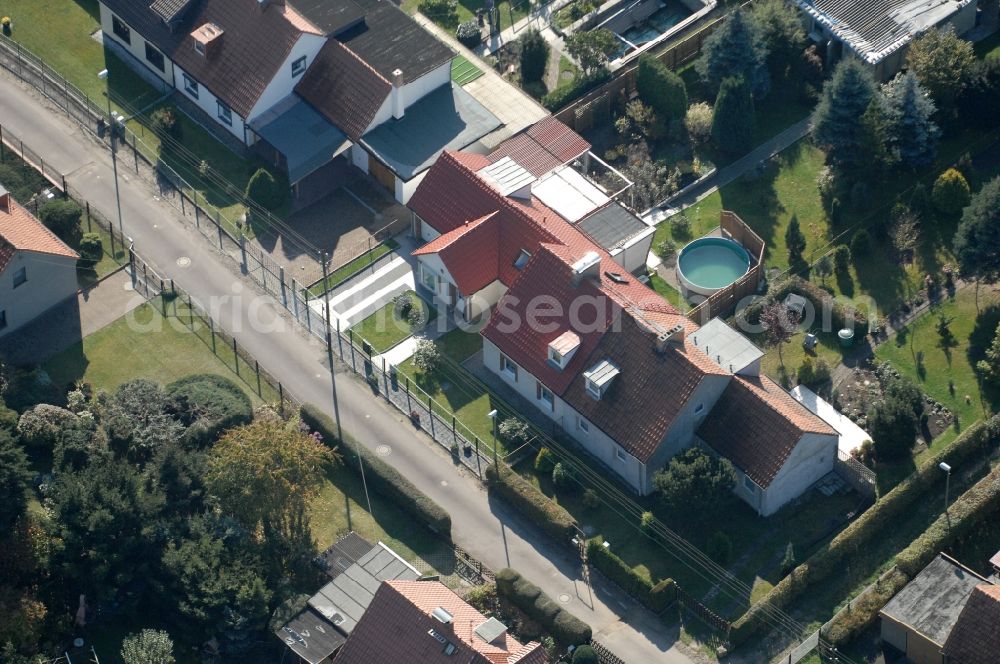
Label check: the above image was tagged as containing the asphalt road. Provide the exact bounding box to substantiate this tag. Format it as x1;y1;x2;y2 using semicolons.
0;72;699;664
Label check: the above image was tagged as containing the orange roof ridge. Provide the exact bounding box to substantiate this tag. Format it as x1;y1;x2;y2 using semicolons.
0;198;79;273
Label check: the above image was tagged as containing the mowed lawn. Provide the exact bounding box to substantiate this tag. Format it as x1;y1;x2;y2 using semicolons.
44;300;275;403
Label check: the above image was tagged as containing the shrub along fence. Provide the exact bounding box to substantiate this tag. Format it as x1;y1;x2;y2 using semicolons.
730;415;1000;646
485;465;577;543
495;568;592;646
586;537;677;613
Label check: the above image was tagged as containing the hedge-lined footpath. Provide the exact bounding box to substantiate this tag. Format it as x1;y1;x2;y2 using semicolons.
301;404;452;538
825;458;1000;646
730;415;1000;646
485;465;577;543
587;537;677;613
495;568;592;645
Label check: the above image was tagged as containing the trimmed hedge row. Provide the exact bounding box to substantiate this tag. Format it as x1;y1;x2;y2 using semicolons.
826;460;1000;646
496;568;592;646
301;404;452;538
730;415;1000;646
541;69;612;111
742;276;869;332
485;465;576;543
586;537;677;613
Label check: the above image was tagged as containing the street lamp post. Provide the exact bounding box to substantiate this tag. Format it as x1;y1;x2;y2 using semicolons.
487;409;498;470
97;69;124;240
940;462;952;516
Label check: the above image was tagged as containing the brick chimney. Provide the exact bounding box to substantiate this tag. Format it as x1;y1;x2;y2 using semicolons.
391;69;405;119
192;23;224;59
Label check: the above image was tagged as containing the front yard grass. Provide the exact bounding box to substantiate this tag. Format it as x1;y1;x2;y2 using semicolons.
44;298;278;404
350;291;436;353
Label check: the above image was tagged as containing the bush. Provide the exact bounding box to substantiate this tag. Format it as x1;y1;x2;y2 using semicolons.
149;108;181;139
850;230;871;257
683;102;713;144
742;276;868;333
640;511;656;534
500;418;532;448
711;76;755;156
706;531;732;564
671;213;691;240
496;568;592;645
392;293;414;319
636;55;688;124
586;537;676;611
166;374;253;448
412;339;441;374
582;488;600;510
797;358;831;388
420;0;458;28
485;465;576;542
652;447;734;516
17;404;78;450
655;237;676;259
38;199;83;245
552;461;578;492
518;28;549;83
542;69;612;111
834;244;851;273
78;233;103;266
406;306;426;328
534;446;557;473
455;19;481;48
244;168;284;211
301;405;452;537
573;645;598;664
731;415;1000;646
932;168;971;215
2;366;62;412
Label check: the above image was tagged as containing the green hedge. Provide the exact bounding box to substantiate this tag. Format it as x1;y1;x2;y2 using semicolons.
731;415;1000;646
742;276;869;332
542;69;612;111
586;537;677;612
826;461;1000;646
166;374;253;447
485;465;576;543
301;404;452;538
496;568;592;645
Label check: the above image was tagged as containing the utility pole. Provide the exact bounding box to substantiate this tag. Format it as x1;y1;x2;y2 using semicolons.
97;70;124;239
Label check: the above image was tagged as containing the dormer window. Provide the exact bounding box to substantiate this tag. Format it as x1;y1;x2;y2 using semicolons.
548;331;580;370
584;359;619;400
195;40;206;56
514;249;531;270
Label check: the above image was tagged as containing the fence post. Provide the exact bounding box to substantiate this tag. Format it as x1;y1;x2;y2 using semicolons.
475;437;482;479
382;357;389;397
85;201;92;232
0;124;4;161
180;191;185;216
209;317;216;353
215;210;223;249
255;360;262;397
305;288;312;332
187;293;194;329
348;329;357;373
405;376;411;412
239;234;248;274
160;280;166;315
452;416;457;439
278;383;285;416
233;338;240;376
279;266;287;308
336;318;343;357
61;175;67;198
428;395;435;437
132;133;138;172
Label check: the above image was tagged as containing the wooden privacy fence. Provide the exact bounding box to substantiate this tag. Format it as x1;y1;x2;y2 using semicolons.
687;211;766;324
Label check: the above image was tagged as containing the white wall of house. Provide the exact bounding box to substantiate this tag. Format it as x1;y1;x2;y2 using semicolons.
395;169;427;204
459;279;507;321
99;3;174;85
610;225;656;274
759;431;837;516
351;144;370;173
417;217;442;243
247;33;327;122
415;253;451;303
0;252;79;338
400;63;451;110
172;60;248;143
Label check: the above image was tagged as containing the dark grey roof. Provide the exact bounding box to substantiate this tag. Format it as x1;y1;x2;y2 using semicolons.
881;554;991;646
249;95;351;184
276;606;348;664
576;202;648;251
288;0;366;36
315;532;375;579
150;0;196;24
337;0;453;83
307;542;420;634
362;83;501;181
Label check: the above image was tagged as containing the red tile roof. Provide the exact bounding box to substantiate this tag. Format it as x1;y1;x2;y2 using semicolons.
413;212;501;295
333;580;546;664
943;584;1000;664
488;118;590;177
697;375;836;487
0;196;79;273
296;39;392;141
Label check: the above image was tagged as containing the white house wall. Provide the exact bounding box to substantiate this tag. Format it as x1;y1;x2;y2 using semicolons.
418;217;441;243
99;3;174;85
396;170;428;205
247;33;327;122
172;60;249;143
401;62;451;109
611;225;656;274
0;253;79;338
759;431;837;516
460;279;507;321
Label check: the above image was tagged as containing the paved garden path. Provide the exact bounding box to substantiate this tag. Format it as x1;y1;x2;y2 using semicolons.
0;70;703;664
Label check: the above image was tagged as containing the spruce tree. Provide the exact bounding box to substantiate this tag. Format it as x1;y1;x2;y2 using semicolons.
636;55;688;125
857;96;895;177
811;59;877;171
884;71;940;169
518;28;549;83
696;9;770;98
711;76;755;156
785;214;807;272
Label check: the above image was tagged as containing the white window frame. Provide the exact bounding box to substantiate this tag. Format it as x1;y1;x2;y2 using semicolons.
195;40;206;56
217;100;232;126
743;474;757;494
420;264;437;293
615;446;627;463
144;42;165;72
578;417;589;434
548;346;563;365
537;382;554;411
183;74;199;99
291;55;308;77
12;266;26;288
499;354;518;381
514;249;531;270
111;15;131;44
585;378;601;400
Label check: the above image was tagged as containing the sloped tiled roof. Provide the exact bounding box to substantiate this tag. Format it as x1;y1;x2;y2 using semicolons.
943;584;1000;664
333;580;546;664
0;197;79;273
487;117;590;177
101;0;317;118
296;38;391;140
697;375;836;487
413;213;501;295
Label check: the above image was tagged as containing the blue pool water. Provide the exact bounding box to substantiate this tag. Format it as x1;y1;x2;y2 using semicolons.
677;237;751;290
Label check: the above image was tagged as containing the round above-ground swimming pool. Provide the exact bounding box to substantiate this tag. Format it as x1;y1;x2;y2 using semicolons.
676;236;752;297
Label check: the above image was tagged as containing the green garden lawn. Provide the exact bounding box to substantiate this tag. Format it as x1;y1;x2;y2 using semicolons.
349;291;436;353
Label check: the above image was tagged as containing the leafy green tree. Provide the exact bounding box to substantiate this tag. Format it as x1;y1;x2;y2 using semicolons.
534;446;556;473
958;57;1000;128
978;323;1000;386
103;379;183;463
814;253;833;286
573;645;599;664
565;29;618;75
834;244;851;274
932;168;971;215
857;96;896;177
552;461;579;492
78;233;103;266
711;76;755;156
245;168;285;211
684;102;713;144
812;59;877;170
0;430;31;531
413;339;442;374
518;28;549;83
166;374;253;448
868;394;918;460
884;71;940;169
121;629;175;664
206;419;336;540
906;26;976;114
760;300;800;371
624;140;677;210
652;447;735;516
38;199;83;245
850;229;870;257
696;9;769;97
636;55;688;125
954;177;1000;309
750;0;806;78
